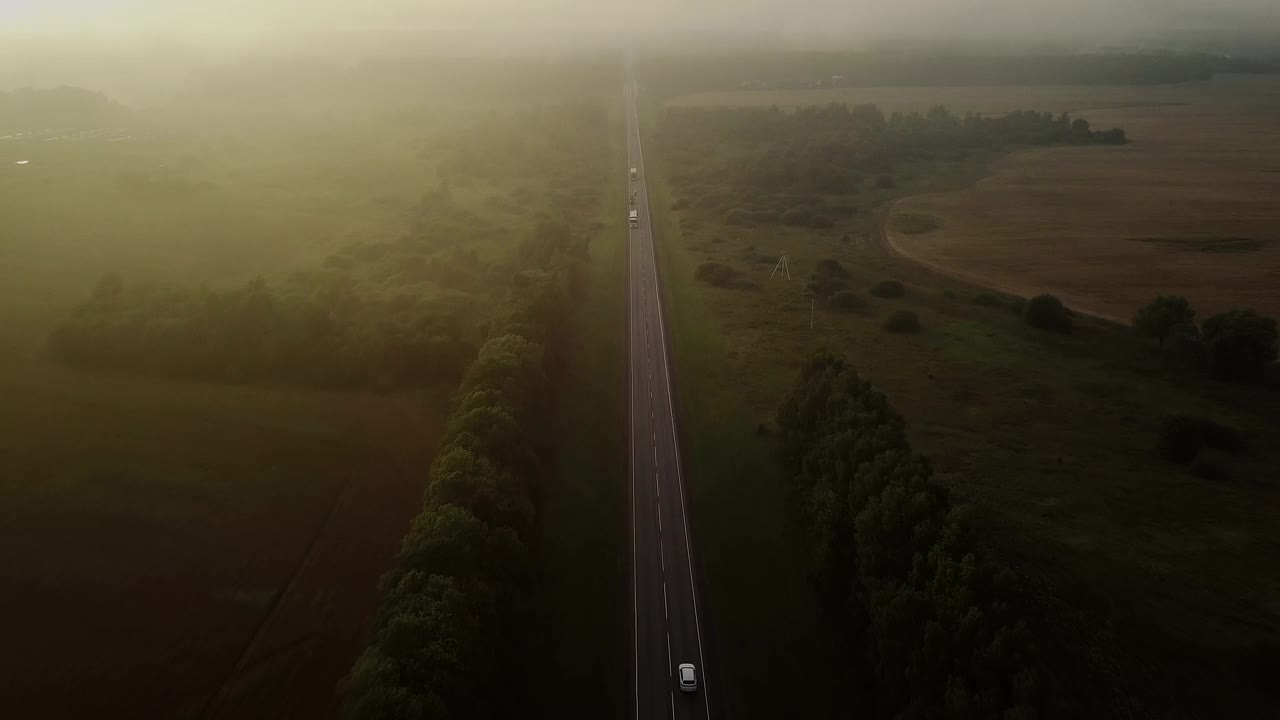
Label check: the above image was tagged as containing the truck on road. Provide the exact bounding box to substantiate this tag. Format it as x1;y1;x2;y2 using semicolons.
629;209;639;228
630;167;638;181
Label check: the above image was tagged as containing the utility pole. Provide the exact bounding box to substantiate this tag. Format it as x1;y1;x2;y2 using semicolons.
769;252;791;280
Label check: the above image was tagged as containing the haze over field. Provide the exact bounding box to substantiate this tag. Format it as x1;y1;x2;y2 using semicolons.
3;0;1279;49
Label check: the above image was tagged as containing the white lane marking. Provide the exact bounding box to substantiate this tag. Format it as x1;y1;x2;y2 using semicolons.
627;140;641;720
663;582;669;619
657;502;662;534
632;79;714;719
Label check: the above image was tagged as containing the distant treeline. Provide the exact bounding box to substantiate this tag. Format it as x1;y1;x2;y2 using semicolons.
777;351;1101;717
663;102;1124;197
50;273;479;390
0;86;129;132
341;219;587;719
642;51;1277;96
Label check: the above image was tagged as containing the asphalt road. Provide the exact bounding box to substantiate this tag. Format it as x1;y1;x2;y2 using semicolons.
625;80;712;720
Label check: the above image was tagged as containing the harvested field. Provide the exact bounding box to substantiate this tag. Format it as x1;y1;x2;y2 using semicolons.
887;75;1280;322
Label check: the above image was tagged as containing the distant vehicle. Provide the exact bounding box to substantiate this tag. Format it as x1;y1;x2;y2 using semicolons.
677;663;698;692
630;167;638;181
629;209;639;229
629;192;637;206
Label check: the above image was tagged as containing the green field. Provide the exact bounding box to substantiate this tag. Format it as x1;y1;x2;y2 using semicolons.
641;87;1280;717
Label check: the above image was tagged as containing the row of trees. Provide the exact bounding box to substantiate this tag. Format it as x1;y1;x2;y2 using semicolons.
662;103;1125;196
342;220;587;719
777;351;1082;718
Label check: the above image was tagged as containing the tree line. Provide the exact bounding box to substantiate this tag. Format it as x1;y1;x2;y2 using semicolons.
341;219;587;719
641;51;1271;97
664;102;1124;197
777;351;1093;718
49;272;479;390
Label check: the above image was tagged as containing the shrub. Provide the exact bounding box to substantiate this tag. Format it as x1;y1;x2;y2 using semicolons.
1023;294;1072;334
1157;414;1244;464
806;259;851;299
971;293;1003;307
810;215;834;229
1133;295;1195;347
883;310;921;333
870;279;906;298
828;291;867;312
671;198;689;210
1201;309;1279;382
876;174;896;188
694;262;756;291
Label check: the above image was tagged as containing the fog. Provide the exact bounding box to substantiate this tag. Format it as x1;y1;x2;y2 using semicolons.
4;0;1279;50
2;0;1277;104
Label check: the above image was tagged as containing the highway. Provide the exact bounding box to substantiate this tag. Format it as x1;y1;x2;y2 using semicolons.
625;78;712;720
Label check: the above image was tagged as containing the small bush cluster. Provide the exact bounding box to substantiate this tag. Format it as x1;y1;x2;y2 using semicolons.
882;310;921;333
1133;296;1279;383
1157;414;1245;465
870;279;906;298
805;258;850;299
1023;294;1073;334
828;290;866;312
695;262;758;291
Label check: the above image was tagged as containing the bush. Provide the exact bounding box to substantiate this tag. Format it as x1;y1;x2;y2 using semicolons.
1023;294;1072;334
875;174;896;188
694;262;756;291
671;198;689;210
828;291;867;312
1157;414;1244;464
870;279;906;298
809;215;834;229
971;293;1003;307
883;310;921;333
1201;309;1278;382
806;259;851;299
1133;295;1195;347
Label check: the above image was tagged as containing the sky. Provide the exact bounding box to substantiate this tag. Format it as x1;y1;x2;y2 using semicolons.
2;0;1278;47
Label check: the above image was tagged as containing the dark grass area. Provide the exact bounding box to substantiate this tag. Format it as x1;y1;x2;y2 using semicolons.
642;98;1280;717
519;106;629;718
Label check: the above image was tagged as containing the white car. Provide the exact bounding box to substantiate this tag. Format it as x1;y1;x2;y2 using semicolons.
677;663;698;692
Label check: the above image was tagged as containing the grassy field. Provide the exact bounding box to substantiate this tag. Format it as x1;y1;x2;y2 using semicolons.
645;81;1280;717
887;76;1280;322
0;119;466;718
519;101;630;717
